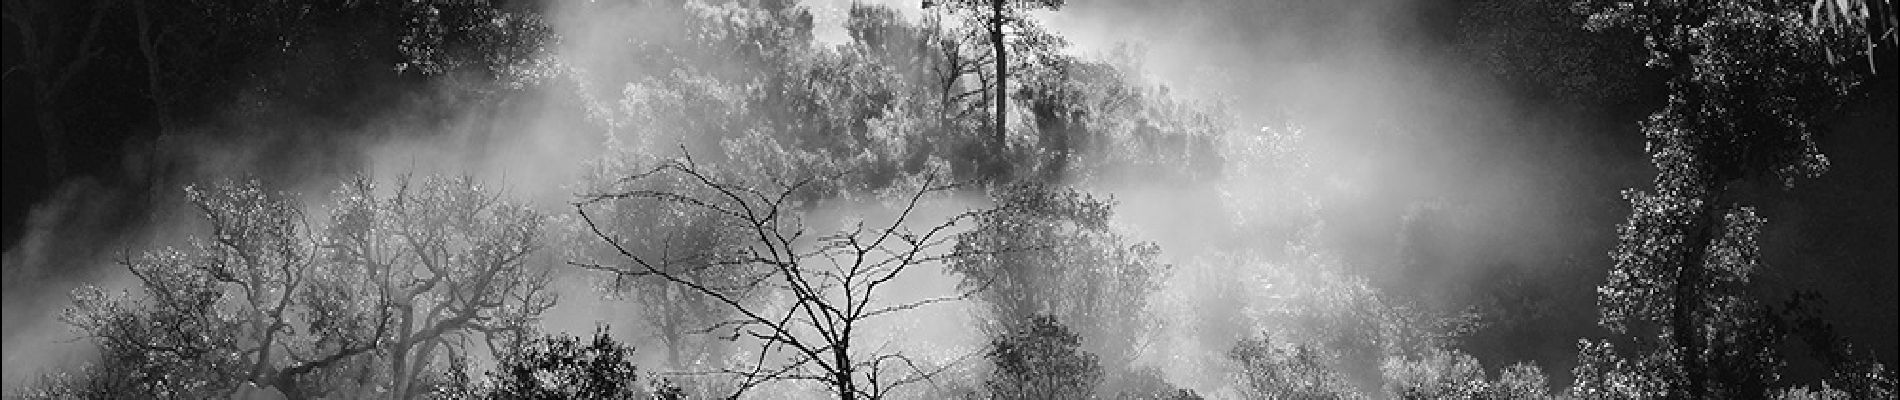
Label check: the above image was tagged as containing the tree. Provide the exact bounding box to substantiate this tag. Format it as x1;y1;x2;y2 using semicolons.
924;0;1067;174
1227;334;1362;400
61;180;359;399
949;183;1169;380
394;0;559;84
575;157;1004;399
1380;347;1555;400
1381;348;1487;399
325;175;557;399
564;2;990;371
984;315;1101;400
428;326;689;400
567;1;968;187
56;176;554;399
482;327;646;400
569;149;759;373
1573;0;1879;397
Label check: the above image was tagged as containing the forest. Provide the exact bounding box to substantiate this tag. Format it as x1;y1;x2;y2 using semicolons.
1;0;1896;399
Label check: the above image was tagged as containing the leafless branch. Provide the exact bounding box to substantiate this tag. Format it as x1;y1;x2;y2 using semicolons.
573;157;1010;399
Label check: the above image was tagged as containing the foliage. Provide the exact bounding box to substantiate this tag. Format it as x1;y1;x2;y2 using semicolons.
1765;353;1897;400
563;1;1219;189
427;327;691;400
950;183;1168;377
396;0;559;84
1780;290;1900;399
1800;353;1898;400
1380;347;1555;400
1100;367;1206;400
927;0;1069;174
1232;237;1485;390
1572;0;1886;397
1381;348;1489;399
483;327;645;400
52;176;553;399
1577;0;1862;188
983;315;1101;400
570;2;964;192
1227;334;1362;400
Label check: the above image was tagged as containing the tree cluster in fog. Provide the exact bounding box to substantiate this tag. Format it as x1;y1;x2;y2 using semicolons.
4;0;1896;399
21;176;552;399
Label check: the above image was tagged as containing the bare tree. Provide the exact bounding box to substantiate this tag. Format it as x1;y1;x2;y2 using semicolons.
574;157;1004;399
565;147;760;376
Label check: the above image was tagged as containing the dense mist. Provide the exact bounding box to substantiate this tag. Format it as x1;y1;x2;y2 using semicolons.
4;0;1894;398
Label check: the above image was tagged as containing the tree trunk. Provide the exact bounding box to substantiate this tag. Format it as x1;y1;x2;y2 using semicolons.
990;0;1007;156
390;310;417;399
1664;36;1710;398
396;338;442;399
390;341;412;399
1673;186;1728;399
1673;216;1705;399
834;342;856;400
269;374;311;400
